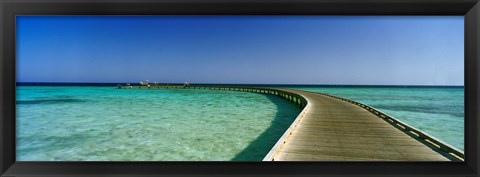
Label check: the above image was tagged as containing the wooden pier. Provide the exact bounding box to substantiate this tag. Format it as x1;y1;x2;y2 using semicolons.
263;89;463;161
121;85;464;161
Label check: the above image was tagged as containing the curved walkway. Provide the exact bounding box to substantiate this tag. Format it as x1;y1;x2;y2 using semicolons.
125;85;463;161
265;89;459;161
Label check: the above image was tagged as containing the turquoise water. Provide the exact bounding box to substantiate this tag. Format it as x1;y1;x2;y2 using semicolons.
16;86;464;161
286;86;464;151
16;86;301;161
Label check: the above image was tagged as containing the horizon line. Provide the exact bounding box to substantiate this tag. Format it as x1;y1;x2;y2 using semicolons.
15;81;465;87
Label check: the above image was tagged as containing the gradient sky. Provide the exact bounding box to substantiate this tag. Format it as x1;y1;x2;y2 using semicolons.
16;16;464;85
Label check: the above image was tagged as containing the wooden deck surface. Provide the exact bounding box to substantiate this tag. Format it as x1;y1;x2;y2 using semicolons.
271;89;449;161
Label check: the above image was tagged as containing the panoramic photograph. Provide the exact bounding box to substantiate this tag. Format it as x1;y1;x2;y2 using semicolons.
16;16;464;161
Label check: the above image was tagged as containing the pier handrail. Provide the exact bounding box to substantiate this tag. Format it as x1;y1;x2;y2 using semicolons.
154;85;311;161
186;86;465;161
261;92;309;161
307;91;465;161
127;85;464;161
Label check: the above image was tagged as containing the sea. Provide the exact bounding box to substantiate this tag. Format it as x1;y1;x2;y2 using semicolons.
15;83;464;161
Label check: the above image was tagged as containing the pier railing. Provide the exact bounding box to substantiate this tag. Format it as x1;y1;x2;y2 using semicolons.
306;91;465;161
122;85;464;161
123;84;308;107
182;86;465;161
146;85;308;108
136;85;310;161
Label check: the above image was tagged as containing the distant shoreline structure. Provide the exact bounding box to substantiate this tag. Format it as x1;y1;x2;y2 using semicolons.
16;82;465;88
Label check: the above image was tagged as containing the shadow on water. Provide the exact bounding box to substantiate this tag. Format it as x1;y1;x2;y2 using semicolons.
231;94;302;161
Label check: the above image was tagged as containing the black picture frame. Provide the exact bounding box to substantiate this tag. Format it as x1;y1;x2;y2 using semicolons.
1;0;479;176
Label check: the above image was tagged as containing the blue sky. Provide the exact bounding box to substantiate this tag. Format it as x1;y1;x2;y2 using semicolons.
16;16;464;85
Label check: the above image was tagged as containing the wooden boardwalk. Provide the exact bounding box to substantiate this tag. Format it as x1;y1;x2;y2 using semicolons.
122;85;463;161
267;89;452;161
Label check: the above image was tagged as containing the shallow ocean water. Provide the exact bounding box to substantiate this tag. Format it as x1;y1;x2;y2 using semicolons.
16;85;464;161
287;86;464;151
16;86;301;161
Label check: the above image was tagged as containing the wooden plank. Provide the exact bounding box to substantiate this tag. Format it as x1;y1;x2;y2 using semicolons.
147;86;455;161
271;89;450;161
